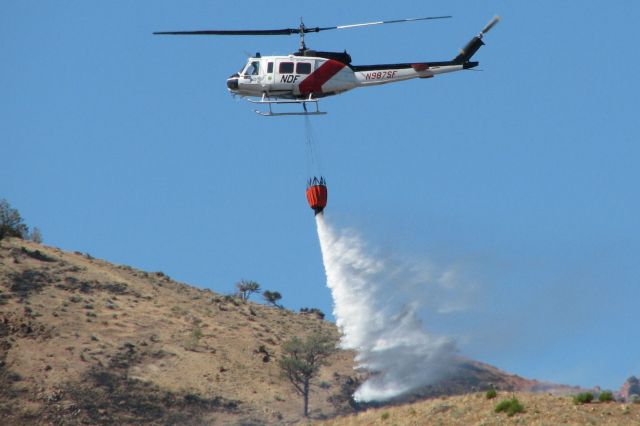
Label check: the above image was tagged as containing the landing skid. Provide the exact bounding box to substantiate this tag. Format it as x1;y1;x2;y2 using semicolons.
247;94;327;117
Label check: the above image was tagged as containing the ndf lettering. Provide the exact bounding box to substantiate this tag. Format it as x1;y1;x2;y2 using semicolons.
280;75;300;83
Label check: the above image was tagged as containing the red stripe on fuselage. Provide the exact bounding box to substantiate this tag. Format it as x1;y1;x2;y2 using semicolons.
411;63;430;71
299;60;345;95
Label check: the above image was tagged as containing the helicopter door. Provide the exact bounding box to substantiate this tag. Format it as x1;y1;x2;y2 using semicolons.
241;59;262;85
273;59;314;93
294;60;313;91
263;61;274;91
273;60;294;92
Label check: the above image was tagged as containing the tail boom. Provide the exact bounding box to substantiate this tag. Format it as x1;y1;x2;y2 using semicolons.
352;15;498;88
352;61;468;87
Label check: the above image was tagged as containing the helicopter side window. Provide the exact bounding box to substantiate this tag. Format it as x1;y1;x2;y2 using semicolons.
279;62;294;74
296;62;311;74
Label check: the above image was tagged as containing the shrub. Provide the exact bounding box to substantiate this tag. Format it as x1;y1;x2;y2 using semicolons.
495;397;524;417
222;294;239;304
20;247;54;262
598;390;614;402
29;227;43;243
0;199;29;240
485;388;497;399
191;326;203;341
235;280;260;300
380;412;390;420
263;290;282;307
185;325;203;351
299;307;325;319
573;392;594;405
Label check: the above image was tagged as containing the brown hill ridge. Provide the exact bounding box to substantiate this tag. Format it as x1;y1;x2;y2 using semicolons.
317;392;640;426
0;238;582;424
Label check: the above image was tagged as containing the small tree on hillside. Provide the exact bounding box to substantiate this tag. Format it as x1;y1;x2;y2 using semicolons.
278;333;336;417
29;227;43;243
235;279;261;300
0;199;29;240
262;290;282;307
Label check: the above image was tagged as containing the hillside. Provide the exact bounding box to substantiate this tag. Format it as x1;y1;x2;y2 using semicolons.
317;392;640;426
0;237;581;424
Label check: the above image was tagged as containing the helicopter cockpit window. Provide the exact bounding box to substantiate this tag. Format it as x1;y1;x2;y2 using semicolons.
296;62;311;74
244;61;260;76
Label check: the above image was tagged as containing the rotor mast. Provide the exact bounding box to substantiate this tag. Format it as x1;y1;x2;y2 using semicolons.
299;18;309;51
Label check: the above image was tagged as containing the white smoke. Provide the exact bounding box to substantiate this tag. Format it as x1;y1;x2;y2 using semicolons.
316;214;460;401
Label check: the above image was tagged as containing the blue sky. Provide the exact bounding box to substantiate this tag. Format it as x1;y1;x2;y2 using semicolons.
2;1;639;390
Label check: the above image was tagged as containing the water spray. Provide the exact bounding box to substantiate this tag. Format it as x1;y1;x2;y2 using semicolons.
313;213;458;401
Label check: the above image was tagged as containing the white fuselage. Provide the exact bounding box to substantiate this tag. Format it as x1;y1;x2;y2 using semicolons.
227;55;465;100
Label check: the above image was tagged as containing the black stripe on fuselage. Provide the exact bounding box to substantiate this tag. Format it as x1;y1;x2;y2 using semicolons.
350;60;478;71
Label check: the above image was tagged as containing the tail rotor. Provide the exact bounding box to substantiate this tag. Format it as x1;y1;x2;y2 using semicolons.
479;15;500;39
453;15;501;64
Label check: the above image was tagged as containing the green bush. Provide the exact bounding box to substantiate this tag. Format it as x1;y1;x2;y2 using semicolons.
598;390;614;402
573;392;594;405
0;199;29;240
263;290;283;307
485;388;497;399
299;307;325;319
184;325;203;351
495;397;524;417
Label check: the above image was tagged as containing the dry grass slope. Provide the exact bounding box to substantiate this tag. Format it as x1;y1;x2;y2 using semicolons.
0;237;605;425
0;238;356;424
316;392;640;426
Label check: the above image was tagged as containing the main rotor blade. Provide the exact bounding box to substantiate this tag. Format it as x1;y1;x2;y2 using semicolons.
317;15;452;31
153;29;300;36
154;16;451;36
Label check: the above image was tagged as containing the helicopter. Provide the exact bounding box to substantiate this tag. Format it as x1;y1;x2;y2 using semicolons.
154;15;500;116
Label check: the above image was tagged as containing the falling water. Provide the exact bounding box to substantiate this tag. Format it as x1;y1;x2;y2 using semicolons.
315;213;458;401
